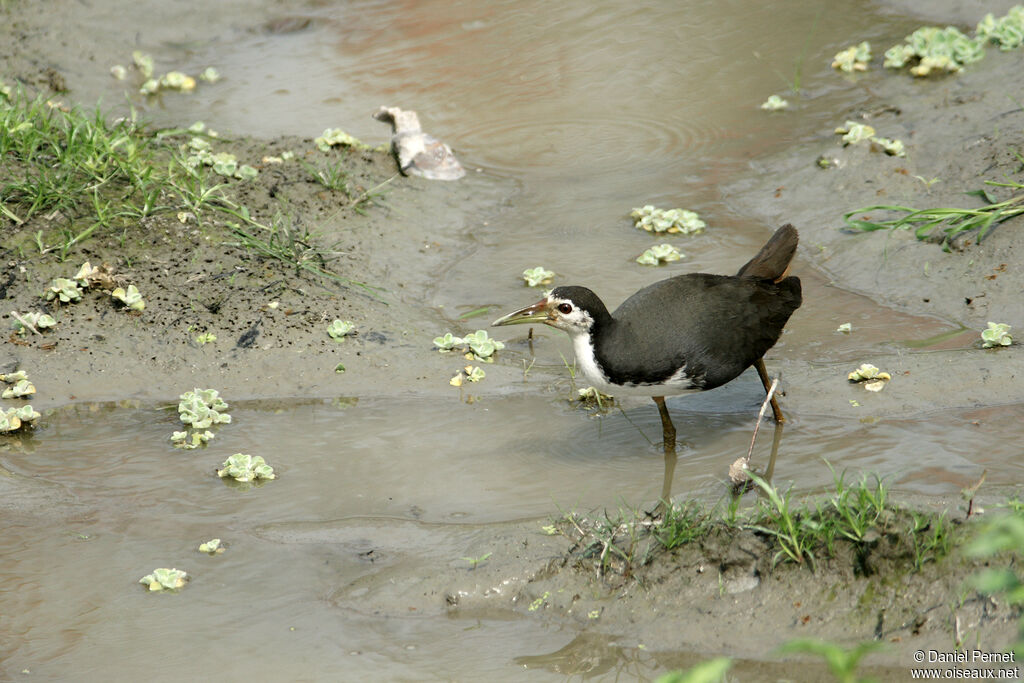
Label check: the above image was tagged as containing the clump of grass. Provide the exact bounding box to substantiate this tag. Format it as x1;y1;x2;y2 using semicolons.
0;90;164;248
747;473;820;568
554;465;960;580
0;86;386;291
843;181;1024;250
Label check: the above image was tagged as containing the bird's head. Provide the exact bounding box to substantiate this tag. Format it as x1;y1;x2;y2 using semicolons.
491;286;608;336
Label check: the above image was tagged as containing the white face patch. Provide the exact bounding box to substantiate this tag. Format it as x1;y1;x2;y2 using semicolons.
545;296;595;334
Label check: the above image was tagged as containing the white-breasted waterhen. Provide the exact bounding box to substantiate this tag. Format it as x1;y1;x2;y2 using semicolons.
492;224;802;449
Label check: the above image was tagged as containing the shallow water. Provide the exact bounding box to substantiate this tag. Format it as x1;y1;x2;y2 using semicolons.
4;0;1018;679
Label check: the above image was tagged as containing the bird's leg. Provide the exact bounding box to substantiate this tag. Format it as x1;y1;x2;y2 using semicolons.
652;396;677;453
754;358;785;423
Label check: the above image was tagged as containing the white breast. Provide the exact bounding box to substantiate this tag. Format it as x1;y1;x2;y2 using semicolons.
570;333;701;398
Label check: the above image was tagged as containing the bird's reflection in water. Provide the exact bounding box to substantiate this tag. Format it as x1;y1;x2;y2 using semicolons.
658;419;785;511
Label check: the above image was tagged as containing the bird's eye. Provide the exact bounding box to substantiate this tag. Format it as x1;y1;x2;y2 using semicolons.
557;303;573;315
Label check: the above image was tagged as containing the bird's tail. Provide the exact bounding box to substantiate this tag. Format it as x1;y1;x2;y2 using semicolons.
736;224;799;282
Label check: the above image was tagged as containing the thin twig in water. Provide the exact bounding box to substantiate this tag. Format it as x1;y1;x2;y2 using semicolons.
747;378;779;462
730;378;779;488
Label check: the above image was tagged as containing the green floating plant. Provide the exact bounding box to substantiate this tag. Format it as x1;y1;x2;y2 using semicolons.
44;278;83;303
198;67;221;83
637;244;684;266
2;379;35;399
315;128;370;152
178;388;231;429
0;405;41;433
832;41;872;72
195;332;216;345
981;322;1013;348
132;51;155;78
11;311;57;335
171;429;215;450
976;7;1024;50
522;266;554;287
759;95;789;111
111;284;145;311
462;330;505;362
630;205;705;235
0;371;29;383
139;567;189;592
847;363;891;382
883;26;985;75
434;330;504;361
198;538;224;554
217;453;276;483
327;319;356;341
185;140;258;180
834;121;875;145
432;332;464;351
450;365;485;386
833;122;905;156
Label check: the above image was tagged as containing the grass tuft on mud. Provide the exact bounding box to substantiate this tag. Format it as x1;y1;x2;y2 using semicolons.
1;86;390;292
552;471;961;584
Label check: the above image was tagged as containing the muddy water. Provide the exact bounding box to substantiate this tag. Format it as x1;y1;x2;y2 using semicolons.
3;0;1015;680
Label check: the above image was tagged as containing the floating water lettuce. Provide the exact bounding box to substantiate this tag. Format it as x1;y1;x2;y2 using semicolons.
836;322;852;333
217;453;276;482
976;7;1024;50
111;284;145;311
195;332;216;345
198;539;224;554
171;429;215;450
434;330;504;361
73;261;117;289
834;122;906;156
132;51;155;78
327;319;356;341
315;128;370;152
185;143;258;180
0;405;40;433
870;136;906;157
883;26;985;75
462;330;505;361
11;311;57;335
832;41;872;72
981;322;1013;348
847;363;891;382
759;95;789;111
110;64;128;80
198;67;221;83
160;71;196;92
433;332;464;351
835;121;875;145
178;388;231;429
630;205;705;235
636;244;684;266
44;278;82;303
450;365;485;386
139;567;188;592
0;371;29;383
2;379;35;399
522;266;554;287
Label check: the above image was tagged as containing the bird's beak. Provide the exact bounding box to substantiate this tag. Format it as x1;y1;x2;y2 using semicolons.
491;298;552;327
